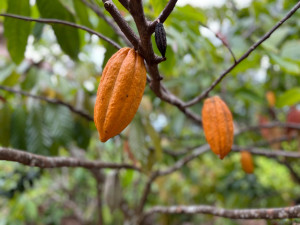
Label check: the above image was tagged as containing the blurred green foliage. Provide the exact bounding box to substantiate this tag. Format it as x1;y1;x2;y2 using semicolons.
0;0;300;224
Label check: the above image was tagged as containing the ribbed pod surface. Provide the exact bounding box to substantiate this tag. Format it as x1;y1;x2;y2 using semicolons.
240;151;254;174
94;48;146;142
202;96;234;159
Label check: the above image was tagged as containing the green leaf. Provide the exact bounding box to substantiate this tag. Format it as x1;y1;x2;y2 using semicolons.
1;71;20;86
44;105;73;146
32;23;44;42
37;0;80;60
0;63;15;83
0;0;7;13
270;54;300;75
0;104;11;147
281;40;300;61
149;0;168;17
97;19;118;66
172;5;206;24
26;107;51;154
128;117;147;165
10;107;27;149
144;119;162;162
73;0;92;28
3;0;31;64
72;118;91;149
277;88;300;108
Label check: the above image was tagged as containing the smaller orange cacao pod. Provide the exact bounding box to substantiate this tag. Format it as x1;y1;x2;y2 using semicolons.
202;96;234;159
240;151;254;174
266;91;276;107
94;48;146;142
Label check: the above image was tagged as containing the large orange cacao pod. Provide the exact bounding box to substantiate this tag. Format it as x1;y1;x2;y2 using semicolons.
202;96;234;159
240;151;254;174
94;48;146;142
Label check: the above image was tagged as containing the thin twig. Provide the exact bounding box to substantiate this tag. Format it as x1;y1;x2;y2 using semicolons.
0;147;141;171
184;1;300;107
143;205;300;220
0;85;94;122
0;13;121;49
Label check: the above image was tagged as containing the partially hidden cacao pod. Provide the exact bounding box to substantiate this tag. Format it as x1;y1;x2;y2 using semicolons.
202;96;234;159
94;48;146;142
240;151;254;174
266;91;276;107
155;22;167;58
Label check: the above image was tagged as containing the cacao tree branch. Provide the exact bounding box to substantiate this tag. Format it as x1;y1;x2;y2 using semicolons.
0;147;141;171
0;13;121;49
183;1;300;107
102;0;139;48
142;205;300;220
0;85;94;122
79;0;131;46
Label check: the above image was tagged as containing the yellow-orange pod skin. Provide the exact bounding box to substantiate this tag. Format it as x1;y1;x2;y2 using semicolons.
202;96;234;159
94;48;147;142
241;151;254;174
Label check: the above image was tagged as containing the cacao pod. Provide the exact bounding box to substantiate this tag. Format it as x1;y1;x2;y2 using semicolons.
240;151;254;174
155;22;167;58
202;96;234;159
94;48;147;142
266;91;276;107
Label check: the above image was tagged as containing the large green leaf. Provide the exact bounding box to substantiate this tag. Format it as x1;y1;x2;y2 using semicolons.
72;118;91;149
277;88;300;108
73;0;92;28
3;0;31;64
172;5;206;24
270;54;300;75
144;119;162;162
10;107;27;149
0;104;11;147
37;0;80;60
25;107;51;154
44;105;73;146
281;40;300;61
